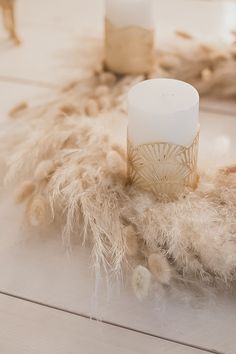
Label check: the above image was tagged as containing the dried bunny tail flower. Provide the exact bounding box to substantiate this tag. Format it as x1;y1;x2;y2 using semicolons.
201;68;213;82
26;195;48;226
124;225;139;256
132;265;151;301
99;72;117;86
148;253;172;285
220;164;236;175
93;63;104;75
175;30;194;40
60;104;78;116
85;99;99;117
94;85;109;97
97;96;111;111
9;101;28;118
34;160;55;181
15;181;35;203
106;150;125;174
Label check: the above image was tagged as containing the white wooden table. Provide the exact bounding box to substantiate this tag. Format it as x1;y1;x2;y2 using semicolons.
0;1;236;353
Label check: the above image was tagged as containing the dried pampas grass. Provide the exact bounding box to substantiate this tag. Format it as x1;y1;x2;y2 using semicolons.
132;265;151;301
152;31;236;99
15;180;35;203
148;253;172;285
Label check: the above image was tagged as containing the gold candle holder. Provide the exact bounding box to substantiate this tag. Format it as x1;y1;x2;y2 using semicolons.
127;131;199;200
105;18;155;75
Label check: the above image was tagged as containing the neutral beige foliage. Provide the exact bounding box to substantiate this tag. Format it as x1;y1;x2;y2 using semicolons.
15;181;35;203
155;33;236;98
34;160;55;181
9;101;28;118
60;104;78;116
132;265;151;300
124;225;139;257
26;195;48;226
148;253;171;285
106;150;125;174
98;72;116;86
97;96;111;110
94;85;109;98
201;68;213;82
175;30;194;40
85;99;99;117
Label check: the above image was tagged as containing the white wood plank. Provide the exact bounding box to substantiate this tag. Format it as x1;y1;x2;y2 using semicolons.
199;110;236;169
0;294;205;354
201;99;236;117
0;234;233;354
0;93;235;353
0;27;91;85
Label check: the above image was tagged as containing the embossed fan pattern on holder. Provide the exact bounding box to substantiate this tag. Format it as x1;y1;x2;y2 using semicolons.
128;132;199;199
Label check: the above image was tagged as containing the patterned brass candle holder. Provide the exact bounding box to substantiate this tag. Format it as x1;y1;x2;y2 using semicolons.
127;131;199;200
105;19;155;75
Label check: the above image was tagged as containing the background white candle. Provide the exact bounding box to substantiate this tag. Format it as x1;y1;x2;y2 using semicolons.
128;79;199;146
106;0;154;29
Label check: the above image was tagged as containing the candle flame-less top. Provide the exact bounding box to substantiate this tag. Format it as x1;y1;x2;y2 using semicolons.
105;0;154;29
128;79;199;146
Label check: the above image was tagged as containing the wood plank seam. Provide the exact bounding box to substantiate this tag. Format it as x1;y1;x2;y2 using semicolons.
0;290;224;354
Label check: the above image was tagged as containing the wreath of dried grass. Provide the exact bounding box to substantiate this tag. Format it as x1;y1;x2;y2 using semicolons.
1;32;236;299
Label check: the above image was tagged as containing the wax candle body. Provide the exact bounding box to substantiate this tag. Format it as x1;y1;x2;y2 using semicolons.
128;79;199;146
106;0;154;29
105;0;155;75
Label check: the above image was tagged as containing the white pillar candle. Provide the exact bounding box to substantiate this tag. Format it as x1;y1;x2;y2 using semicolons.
128;79;199;146
105;0;155;75
127;79;200;199
106;0;154;29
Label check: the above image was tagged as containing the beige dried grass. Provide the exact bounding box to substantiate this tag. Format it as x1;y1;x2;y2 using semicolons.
153;32;236;99
1;104;236;298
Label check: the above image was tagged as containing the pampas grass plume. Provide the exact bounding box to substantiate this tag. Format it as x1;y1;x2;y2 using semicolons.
148;253;171;285
15;181;35;203
27;195;48;226
34;160;55;181
106;150;125;174
124;225;138;256
132;265;151;300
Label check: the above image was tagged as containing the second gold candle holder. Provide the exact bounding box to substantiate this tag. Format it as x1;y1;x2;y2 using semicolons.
105;19;155;75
